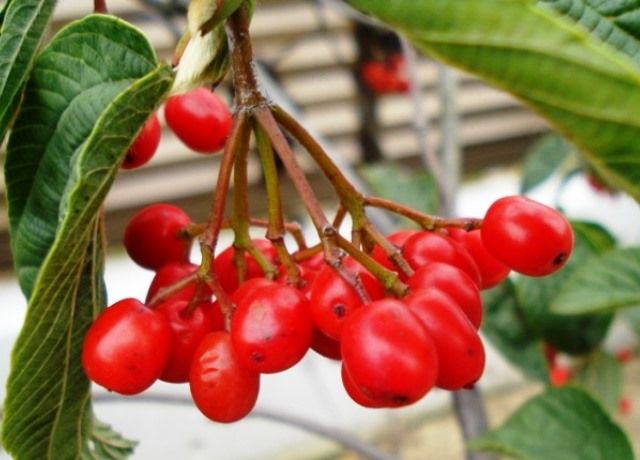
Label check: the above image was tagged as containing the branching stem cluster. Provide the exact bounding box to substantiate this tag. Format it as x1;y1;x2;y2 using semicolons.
175;5;481;326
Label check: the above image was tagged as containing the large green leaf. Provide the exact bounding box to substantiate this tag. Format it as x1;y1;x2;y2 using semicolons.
520;134;575;194
552;247;640;314
574;352;622;413
0;0;57;143
481;280;549;383
515;221;615;354
470;387;634;460
1;15;174;460
346;0;640;202
5;14;160;297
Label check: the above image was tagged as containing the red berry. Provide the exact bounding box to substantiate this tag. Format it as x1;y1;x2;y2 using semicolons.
124;204;191;270
341;299;439;407
82;298;172;395
198;300;226;331
155;299;214;383
309;257;385;340
402;231;482;287
231;284;313;373
481;196;573;276
232;278;278;305
615;347;633;364
299;252;325;272
619;397;632;415
276;263;317;296
408;262;483;329
371;229;419;278
190;332;260;423
213;239;277;294
310;328;342;361
405;290;485;390
549;365;570;387
341;365;383;408
164;87;232;153
146;262;206;304
122;113;161;170
448;228;510;289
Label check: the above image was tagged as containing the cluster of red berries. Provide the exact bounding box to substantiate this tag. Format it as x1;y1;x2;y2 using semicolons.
360;53;410;94
82;195;574;422
121;87;232;170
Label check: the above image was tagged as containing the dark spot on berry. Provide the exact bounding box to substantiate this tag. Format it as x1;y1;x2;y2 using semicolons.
392;395;408;405
251;351;265;363
333;303;346;318
553;252;567;265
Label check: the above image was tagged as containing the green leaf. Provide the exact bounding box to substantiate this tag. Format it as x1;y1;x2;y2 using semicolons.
481;280;549;382
346;0;640;202
83;416;137;460
622;306;640;337
552;247;640;314
0;0;57;143
573;352;622;413
5;14;161;297
515;221;614;354
470;387;634;460
1;15;173;460
359;161;439;222
520;134;575;194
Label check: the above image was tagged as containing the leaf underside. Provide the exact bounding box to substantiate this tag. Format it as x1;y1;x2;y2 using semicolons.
0;0;57;142
346;0;640;202
1;14;174;460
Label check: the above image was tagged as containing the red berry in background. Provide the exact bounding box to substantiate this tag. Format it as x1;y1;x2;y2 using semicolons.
360;54;409;95
309;257;385;340
124;203;191;270
310;328;342;361
155;299;214;383
549;365;570;387
448;228;510;289
190;332;260;423
121;113;161;170
481;196;574;277
231;284;313;373
408;262;483;329
164;87;232;153
615;347;633;364
146;262;205;304
405;290;485;390
213;239;277;294
341;299;439;407
82;298;172;395
341;365;383;408
402;231;482;287
618;397;632;415
371;229;419;278
543;343;558;366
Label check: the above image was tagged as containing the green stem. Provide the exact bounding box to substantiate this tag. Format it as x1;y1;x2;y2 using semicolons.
334;233;408;298
254;120;301;285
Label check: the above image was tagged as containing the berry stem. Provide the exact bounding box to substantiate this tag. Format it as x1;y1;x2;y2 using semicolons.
364;196;482;230
226;4;265;108
334;233;408;297
272;105;367;228
94;0;108;14
147;273;199;308
362;222;414;279
254;120;302;286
